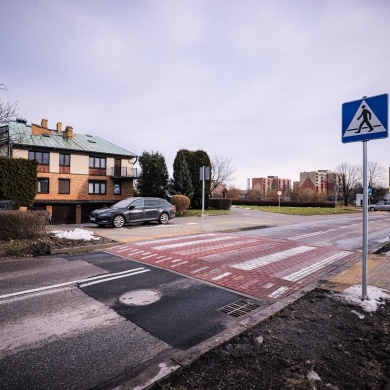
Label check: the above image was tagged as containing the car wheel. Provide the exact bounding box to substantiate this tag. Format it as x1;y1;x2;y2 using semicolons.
158;212;169;225
369;207;375;211
112;215;125;228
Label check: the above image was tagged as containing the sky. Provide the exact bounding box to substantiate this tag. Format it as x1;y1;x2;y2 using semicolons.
1;0;390;189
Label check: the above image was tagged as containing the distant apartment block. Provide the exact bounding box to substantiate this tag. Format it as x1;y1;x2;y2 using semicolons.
1;119;138;224
252;176;291;197
299;170;341;196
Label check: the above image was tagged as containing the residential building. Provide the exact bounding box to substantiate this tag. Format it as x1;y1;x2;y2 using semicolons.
252;176;291;197
1;119;138;224
299;170;341;197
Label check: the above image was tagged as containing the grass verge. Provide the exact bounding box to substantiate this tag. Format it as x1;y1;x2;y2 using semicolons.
234;205;361;216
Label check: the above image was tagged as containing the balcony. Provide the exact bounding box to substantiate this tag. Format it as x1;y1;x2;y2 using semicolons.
109;167;138;178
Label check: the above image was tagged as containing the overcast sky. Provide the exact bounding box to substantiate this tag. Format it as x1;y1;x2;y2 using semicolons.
1;0;390;189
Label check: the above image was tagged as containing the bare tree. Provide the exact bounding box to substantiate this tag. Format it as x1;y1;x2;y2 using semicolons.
210;154;236;196
335;162;361;206
366;161;387;188
0;84;21;158
0;84;18;124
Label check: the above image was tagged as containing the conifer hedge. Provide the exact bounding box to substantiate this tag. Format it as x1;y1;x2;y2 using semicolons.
0;157;38;208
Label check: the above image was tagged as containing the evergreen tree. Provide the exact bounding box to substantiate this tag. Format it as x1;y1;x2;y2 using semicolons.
181;149;211;209
137;151;169;198
172;150;193;198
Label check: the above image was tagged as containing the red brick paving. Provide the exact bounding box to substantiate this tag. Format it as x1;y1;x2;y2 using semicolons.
104;233;359;301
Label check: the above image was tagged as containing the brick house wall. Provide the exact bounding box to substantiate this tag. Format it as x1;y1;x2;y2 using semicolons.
9;120;137;224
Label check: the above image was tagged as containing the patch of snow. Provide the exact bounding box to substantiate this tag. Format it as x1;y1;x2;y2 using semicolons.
307;370;321;381
351;310;365;319
340;285;390;312
51;228;100;241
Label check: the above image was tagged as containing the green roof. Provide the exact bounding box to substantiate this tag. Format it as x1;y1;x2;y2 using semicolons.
7;122;137;158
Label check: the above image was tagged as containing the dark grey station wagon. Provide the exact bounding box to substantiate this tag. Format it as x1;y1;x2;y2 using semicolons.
89;197;176;228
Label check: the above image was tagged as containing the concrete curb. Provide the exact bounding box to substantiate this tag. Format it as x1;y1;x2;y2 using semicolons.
50;241;118;255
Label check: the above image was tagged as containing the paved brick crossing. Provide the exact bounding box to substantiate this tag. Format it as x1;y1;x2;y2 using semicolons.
104;233;359;301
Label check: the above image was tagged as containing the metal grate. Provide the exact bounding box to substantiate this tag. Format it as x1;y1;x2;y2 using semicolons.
218;299;261;317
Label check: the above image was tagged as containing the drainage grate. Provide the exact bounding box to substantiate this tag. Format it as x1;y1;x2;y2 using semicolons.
218;299;261;317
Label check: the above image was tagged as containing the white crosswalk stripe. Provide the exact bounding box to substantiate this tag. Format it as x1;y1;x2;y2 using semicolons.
282;251;351;281
231;246;315;271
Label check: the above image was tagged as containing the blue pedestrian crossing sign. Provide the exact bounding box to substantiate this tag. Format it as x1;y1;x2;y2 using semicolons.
342;93;388;143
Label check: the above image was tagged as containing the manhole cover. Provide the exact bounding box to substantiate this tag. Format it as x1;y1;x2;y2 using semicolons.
119;289;161;306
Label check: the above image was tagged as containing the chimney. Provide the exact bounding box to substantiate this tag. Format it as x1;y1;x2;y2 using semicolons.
57;122;62;132
64;126;73;140
41;119;48;128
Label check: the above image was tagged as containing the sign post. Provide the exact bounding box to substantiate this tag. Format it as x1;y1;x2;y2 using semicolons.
334;183;339;213
342;93;388;300
199;166;210;230
277;190;282;212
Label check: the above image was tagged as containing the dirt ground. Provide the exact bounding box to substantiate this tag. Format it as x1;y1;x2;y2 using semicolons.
0;232;115;259
155;288;390;390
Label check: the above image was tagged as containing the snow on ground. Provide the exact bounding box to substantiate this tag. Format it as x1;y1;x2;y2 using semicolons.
51;228;100;241
339;285;390;313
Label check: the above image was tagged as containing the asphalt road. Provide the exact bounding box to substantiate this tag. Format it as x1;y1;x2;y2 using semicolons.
1;207;389;390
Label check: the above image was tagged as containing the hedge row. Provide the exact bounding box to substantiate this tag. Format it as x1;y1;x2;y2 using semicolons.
0;211;48;241
232;199;334;208
209;198;232;210
0;157;38;209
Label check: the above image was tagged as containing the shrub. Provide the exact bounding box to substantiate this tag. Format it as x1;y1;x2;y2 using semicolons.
0;157;38;208
170;195;191;216
0;210;49;241
209;198;232;210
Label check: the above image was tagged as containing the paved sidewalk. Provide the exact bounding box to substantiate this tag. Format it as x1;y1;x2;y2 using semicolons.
321;253;390;292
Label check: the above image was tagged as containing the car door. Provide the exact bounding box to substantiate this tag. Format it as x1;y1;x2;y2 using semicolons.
127;199;145;222
144;199;160;220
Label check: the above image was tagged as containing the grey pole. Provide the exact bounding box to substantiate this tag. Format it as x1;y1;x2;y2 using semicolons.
201;166;205;230
362;140;368;300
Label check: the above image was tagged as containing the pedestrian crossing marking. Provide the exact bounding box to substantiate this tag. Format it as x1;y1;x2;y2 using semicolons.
152;235;233;250
282;251;351;281
231;246;315;271
105;233;358;300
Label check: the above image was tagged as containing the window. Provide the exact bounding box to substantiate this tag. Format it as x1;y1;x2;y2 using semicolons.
59;179;70;194
88;181;106;194
29;150;49;165
113;182;121;195
89;156;106;169
59;153;70;166
37;178;49;193
145;200;159;207
132;199;144;208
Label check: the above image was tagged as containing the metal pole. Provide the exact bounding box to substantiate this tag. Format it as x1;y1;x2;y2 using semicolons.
201;166;205;230
362;141;368;300
334;191;337;213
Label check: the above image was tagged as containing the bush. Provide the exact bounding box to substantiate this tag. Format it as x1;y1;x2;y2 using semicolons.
170;195;191;216
0;210;49;241
209;198;232;210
